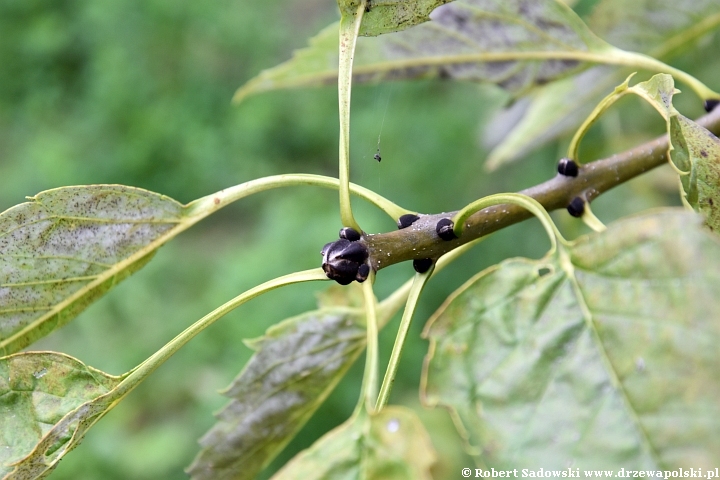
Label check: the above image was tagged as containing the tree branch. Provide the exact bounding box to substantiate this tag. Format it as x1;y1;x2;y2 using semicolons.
359;106;720;272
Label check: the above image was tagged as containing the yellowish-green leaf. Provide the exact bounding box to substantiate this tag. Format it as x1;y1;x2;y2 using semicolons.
272;407;436;480
0;177;407;355
486;0;720;169
670;115;720;231
186;304;367;480
422;210;720;468
338;0;453;37
0;186;182;355
235;0;614;102
0;352;124;479
627;74;720;231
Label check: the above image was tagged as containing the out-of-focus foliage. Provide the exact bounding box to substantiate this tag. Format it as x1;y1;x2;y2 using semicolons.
1;0;712;478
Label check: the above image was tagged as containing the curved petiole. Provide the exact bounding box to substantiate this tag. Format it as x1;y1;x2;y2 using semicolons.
376;266;434;411
567;73;636;162
110;268;329;402
186;173;411;221
452;193;566;255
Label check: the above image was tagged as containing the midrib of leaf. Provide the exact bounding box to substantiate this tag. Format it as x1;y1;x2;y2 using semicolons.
1;275;100;288
559;247;662;467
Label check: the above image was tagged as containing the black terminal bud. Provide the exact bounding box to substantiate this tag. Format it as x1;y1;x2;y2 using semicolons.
567;197;585;218
704;99;720;113
397;213;420;229
557;158;579;177
321;238;370;285
413;258;433;273
339;227;361;242
436;218;458;241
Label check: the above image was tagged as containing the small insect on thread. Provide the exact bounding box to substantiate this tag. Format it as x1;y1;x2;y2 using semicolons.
373;153;381;162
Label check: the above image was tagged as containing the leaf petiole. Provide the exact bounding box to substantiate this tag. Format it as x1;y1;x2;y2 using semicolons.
113;269;329;402
452;193;566;254
337;1;368;232
376;267;433;411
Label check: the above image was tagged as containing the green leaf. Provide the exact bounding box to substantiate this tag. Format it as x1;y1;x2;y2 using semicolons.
338;0;453;37
626;74;720;232
272;407;436;480
670;115;720;232
0;186;182;355
486;0;720;169
235;0;614;102
422;210;720;468
186;305;368;480
0;352;124;479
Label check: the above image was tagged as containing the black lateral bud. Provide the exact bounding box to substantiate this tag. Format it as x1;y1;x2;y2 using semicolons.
413;258;433;273
436;218;458;241
557;158;579;177
397;213;420;229
704;99;720;113
339;227;361;242
356;264;370;283
567;197;585;218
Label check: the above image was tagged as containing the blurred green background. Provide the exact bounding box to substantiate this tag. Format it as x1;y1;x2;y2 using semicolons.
2;0;718;478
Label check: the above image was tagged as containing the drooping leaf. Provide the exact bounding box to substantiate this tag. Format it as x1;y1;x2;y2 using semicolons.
338;0;454;37
272;407;436;480
0;352;124;479
670;115;720;231
422;210;720;468
626;74;720;231
235;0;616;102
486;0;720;168
186;305;368;480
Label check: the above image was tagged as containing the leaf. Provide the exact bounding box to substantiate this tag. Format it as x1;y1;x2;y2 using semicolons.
486;0;720;168
272;407;436;480
186;306;368;480
235;0;615;102
339;0;453;37
0;352;124;479
627;74;720;232
422;210;720;468
0;186;183;355
670;115;720;231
